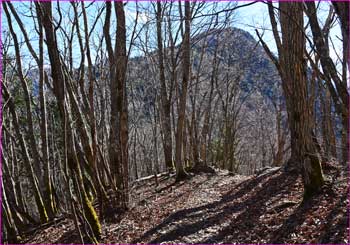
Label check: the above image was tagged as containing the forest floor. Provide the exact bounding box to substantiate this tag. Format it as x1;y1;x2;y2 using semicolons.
24;166;348;244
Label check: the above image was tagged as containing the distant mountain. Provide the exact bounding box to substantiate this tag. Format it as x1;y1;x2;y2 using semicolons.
23;27;283;122
192;27;282;101
128;27;283;121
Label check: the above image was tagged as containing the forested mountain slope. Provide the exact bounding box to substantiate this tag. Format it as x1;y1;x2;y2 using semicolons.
128;27;285;177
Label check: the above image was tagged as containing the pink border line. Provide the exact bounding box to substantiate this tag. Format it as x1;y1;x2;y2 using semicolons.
0;1;3;245
1;0;349;2
0;1;349;245
347;1;350;244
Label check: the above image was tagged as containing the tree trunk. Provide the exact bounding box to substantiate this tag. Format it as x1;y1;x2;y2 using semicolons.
156;2;173;172
273;102;286;166
37;2;101;239
2;85;48;223
37;12;56;219
104;1;129;209
175;1;191;181
305;2;349;165
279;2;324;199
320;86;337;159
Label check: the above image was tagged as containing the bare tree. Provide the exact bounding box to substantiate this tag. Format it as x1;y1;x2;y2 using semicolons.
175;1;191;181
104;1;129;209
36;2;102;239
304;2;349;165
156;2;174;172
257;2;324;199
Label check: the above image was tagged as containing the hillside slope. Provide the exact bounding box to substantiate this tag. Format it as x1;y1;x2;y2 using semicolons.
23;168;348;244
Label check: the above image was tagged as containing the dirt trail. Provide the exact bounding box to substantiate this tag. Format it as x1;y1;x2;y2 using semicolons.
24;168;348;244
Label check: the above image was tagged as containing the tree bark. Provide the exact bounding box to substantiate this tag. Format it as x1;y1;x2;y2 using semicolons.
279;2;324;198
175;1;191;181
305;2;349;165
104;1;129;209
156;2;174;172
2;85;48;223
261;2;324;199
320;85;337;159
37;2;101;239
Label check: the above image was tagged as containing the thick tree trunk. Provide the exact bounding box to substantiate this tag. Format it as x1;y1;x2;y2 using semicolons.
279;2;324;199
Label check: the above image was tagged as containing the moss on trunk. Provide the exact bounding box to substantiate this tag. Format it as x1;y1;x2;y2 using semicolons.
302;154;324;201
43;180;56;219
82;194;102;239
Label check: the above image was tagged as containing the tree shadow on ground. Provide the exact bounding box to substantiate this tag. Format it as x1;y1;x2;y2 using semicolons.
53;229;81;244
268;192;322;243
269;182;348;244
133;166;347;244
133;169;296;243
317;187;348;244
201;170;299;243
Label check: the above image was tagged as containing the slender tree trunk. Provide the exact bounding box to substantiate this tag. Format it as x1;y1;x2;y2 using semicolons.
2;180;20;243
104;1;129;209
200;61;215;165
273;102;286;166
2;85;48;223
3;3;48;210
175;1;191;181
38;13;56;219
320;86;337;159
332;2;349;166
37;2;101;239
116;1;129;209
156;2;173;172
305;2;349;165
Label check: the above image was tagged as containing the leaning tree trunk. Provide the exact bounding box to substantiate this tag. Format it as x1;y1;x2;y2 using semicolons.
2;85;48;223
2;180;20;243
5;1;57;219
305;1;349;165
37;2;101;239
3;2;50;223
